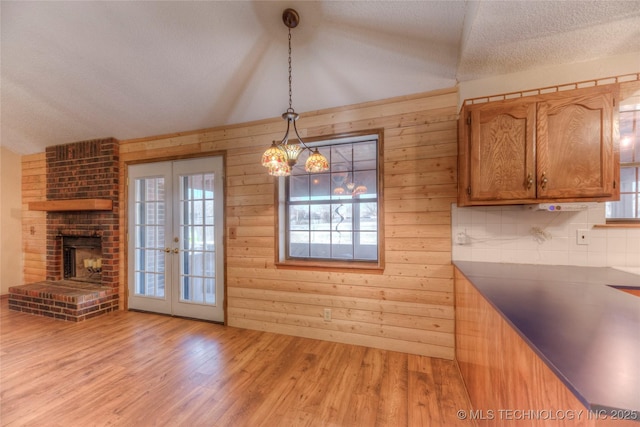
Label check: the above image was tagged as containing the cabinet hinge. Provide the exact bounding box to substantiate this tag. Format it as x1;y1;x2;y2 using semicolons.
466;116;471;125
467;186;471;195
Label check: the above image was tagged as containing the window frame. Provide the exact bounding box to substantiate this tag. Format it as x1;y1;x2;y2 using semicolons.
606;103;640;224
275;130;385;273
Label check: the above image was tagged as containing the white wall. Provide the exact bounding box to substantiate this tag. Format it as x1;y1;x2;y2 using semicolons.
458;51;640;106
453;54;640;269
0;146;24;293
0;147;3;290
452;203;640;268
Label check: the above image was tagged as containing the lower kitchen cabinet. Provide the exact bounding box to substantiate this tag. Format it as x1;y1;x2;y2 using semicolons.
454;267;637;427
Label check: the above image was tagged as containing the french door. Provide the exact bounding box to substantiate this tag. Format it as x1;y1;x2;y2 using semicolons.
127;157;224;322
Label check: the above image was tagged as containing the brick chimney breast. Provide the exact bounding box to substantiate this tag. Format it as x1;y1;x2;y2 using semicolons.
44;138;119;290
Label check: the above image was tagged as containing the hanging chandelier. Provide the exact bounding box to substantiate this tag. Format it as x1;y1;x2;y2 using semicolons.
261;8;329;177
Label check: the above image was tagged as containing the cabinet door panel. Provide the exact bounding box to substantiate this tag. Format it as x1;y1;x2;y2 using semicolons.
537;86;615;199
469;102;535;202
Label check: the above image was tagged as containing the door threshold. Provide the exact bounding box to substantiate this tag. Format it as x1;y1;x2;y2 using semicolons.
127;308;224;325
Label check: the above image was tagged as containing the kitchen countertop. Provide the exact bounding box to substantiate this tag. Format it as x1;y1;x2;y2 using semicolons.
454;261;640;416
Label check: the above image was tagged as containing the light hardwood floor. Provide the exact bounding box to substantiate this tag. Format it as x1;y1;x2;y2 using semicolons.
0;299;474;426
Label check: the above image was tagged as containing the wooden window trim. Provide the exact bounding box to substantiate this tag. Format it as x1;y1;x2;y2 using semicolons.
274;130;385;272
595;222;640;229
274;260;384;274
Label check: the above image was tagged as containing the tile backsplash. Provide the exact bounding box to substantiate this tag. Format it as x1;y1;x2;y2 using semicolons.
451;203;640;267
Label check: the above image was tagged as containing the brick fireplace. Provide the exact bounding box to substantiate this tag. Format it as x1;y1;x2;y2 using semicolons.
9;138;120;321
44;138;119;286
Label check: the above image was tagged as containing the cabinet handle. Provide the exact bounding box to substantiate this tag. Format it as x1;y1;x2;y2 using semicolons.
526;173;533;189
540;173;548;189
164;247;171;253
173;248;179;254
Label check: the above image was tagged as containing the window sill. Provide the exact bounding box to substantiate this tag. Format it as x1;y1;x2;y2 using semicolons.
596;222;640;228
275;260;384;274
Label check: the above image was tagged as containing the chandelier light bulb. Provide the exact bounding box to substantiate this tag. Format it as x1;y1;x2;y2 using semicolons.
262;141;286;168
305;148;330;173
268;163;291;177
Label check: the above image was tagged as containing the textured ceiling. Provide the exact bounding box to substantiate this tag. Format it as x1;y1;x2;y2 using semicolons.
1;1;639;155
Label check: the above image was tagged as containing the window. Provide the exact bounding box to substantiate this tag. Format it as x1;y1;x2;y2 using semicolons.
607;104;640;220
278;132;382;268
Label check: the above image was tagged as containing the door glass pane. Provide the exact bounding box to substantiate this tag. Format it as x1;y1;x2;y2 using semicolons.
179;173;217;305
133;177;166;298
204;278;215;304
205;200;215;225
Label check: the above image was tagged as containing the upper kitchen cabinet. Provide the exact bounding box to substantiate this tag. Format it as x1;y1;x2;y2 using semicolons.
458;84;619;206
461;97;536;203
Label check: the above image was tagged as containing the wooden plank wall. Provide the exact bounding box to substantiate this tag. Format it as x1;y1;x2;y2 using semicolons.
21;87;458;359
119;87;458;359
21;153;47;283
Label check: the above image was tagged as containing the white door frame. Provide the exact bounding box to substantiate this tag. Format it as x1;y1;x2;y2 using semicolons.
127;156;225;322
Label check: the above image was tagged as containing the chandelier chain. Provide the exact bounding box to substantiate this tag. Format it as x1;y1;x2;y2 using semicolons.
262;9;330;176
288;28;293;111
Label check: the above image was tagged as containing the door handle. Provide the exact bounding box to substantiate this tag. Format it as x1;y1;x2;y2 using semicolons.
540;173;548;189
526;173;533;189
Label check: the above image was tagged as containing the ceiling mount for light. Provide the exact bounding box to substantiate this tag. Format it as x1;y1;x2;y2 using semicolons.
282;8;299;29
261;8;329;177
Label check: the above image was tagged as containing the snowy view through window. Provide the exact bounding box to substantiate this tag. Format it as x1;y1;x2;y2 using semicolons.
286;137;379;261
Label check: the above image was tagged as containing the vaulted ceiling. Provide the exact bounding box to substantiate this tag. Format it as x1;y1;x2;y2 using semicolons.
2;1;639;155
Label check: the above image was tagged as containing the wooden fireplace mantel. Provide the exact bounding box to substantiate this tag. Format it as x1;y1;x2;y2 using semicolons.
28;199;113;212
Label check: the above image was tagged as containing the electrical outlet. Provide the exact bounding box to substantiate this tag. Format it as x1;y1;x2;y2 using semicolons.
323;308;332;322
576;229;589;245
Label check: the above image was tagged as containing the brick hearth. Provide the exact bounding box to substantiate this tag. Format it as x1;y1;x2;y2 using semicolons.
9;138;120;320
8;281;118;322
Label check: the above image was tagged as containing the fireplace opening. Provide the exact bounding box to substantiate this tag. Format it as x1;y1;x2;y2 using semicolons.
62;236;102;284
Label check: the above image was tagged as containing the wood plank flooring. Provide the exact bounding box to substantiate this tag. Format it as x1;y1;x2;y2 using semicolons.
0;299;475;426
